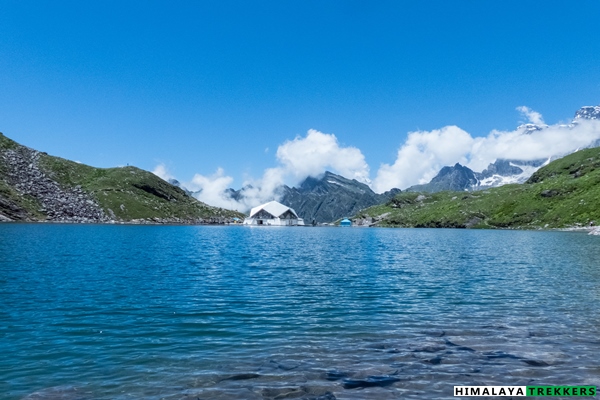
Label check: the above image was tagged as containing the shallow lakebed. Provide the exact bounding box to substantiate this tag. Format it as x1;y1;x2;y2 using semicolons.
1;225;599;399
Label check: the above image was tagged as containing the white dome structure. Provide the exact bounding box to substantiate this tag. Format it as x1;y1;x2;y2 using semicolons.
243;201;304;226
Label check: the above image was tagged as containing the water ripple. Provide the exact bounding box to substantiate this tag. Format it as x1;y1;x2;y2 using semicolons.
1;225;599;399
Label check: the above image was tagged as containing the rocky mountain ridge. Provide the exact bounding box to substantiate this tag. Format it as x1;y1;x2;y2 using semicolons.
0;133;243;223
278;171;400;223
575;105;600;120
1;141;108;222
406;104;600;193
219;105;599;220
407;163;479;193
356;146;600;230
406;158;549;193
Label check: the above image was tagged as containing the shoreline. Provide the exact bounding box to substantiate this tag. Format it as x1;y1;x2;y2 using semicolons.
1;219;598;234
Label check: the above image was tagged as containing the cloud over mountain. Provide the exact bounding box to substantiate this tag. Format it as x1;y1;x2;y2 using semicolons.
517;105;545;124
372;126;474;192
154;106;600;211
276;129;370;184
178;130;369;211
373;110;600;192
152;164;175;181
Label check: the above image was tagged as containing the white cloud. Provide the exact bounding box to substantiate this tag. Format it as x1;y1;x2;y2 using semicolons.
517;106;544;125
373;126;474;192
184;129;369;211
467;119;600;171
373;117;600;192
276;129;370;184
156;106;600;211
186;167;287;212
152;163;174;181
186;168;242;210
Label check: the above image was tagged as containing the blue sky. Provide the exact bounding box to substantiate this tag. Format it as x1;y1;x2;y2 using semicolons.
1;1;600;202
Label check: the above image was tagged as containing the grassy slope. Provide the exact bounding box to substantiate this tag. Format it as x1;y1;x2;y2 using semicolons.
1;133;244;221
40;156;244;221
357;147;600;229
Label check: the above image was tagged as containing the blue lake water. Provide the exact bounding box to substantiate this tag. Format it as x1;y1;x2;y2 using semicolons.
1;224;600;399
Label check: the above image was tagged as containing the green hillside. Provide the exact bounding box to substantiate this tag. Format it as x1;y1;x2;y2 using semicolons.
0;133;244;223
356;147;600;229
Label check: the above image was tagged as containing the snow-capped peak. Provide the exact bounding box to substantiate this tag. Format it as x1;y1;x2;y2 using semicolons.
574;105;600;120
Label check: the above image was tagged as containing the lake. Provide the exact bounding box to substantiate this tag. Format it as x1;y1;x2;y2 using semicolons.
1;224;599;399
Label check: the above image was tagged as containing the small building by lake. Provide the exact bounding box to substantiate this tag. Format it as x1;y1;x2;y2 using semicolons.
243;201;305;226
340;218;352;227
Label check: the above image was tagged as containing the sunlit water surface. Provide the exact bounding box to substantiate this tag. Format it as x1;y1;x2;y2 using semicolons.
1;224;599;399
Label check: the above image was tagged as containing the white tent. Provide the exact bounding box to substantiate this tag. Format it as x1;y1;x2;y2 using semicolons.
243;201;304;226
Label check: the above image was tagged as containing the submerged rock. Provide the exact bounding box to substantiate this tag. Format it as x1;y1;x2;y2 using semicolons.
22;386;89;400
325;370;349;381
222;373;261;380
269;359;300;371
412;345;445;353
444;339;476;352
303;392;336;400
423;355;443;365
483;351;521;360
342;375;400;389
522;359;550;367
420;330;446;337
260;386;305;399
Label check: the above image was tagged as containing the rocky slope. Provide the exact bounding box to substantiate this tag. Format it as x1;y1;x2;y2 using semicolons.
0;139;107;222
476;159;548;186
406;159;549;193
355;146;600;229
575;105;600;120
278;171;400;223
406;163;479;193
0;133;243;223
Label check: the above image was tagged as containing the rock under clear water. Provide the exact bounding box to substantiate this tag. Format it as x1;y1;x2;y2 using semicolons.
1;225;599;399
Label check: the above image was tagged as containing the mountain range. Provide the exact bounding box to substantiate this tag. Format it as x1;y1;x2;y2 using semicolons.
220;104;600;222
355;145;600;230
405;158;549;193
3;103;598;225
404;104;600;193
278;171;400;224
279;158;549;221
